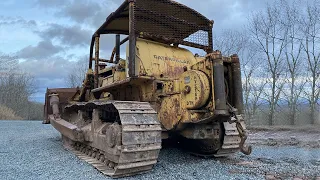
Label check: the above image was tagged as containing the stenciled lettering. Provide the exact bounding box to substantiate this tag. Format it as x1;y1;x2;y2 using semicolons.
153;55;190;64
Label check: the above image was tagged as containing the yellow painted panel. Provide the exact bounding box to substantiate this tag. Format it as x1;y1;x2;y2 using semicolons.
179;70;210;109
135;38;197;79
102;76;114;86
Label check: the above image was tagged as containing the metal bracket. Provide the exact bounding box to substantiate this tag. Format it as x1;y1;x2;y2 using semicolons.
227;103;252;155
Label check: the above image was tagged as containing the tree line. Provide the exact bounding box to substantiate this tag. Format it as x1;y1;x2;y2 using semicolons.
0;55;43;120
215;0;320;125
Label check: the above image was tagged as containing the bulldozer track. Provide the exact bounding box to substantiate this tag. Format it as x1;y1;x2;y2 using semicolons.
52;101;247;177
185;120;245;158
214;117;246;157
63;101;162;178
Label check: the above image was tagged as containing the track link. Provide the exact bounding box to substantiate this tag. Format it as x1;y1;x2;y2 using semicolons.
214;115;246;157
178;116;247;158
63;101;162;178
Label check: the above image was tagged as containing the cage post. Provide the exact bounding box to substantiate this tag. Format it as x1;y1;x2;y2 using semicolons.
128;0;136;77
94;36;100;88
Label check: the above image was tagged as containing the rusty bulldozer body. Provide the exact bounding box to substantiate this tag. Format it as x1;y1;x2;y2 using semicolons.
44;0;251;177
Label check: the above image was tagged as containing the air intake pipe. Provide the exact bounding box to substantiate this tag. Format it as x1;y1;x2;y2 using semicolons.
211;51;228;115
231;54;244;114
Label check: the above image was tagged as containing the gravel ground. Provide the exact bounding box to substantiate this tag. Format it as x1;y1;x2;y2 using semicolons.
248;127;320;148
0;120;320;180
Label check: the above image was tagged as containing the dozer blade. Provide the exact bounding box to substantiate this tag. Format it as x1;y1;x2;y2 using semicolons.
49;116;84;142
43;88;78;124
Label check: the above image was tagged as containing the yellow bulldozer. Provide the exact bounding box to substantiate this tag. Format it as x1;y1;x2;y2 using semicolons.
44;0;251;177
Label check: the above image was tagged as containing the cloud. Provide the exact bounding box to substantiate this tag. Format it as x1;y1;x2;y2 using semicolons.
88;1;120;27
176;0;268;35
37;23;119;57
18;55;88;79
37;24;92;47
0;16;37;27
18;55;90;98
49;0;118;28
0;16;41;53
20;58;68;79
57;0;101;23
18;56;75;94
35;0;65;8
16;40;63;60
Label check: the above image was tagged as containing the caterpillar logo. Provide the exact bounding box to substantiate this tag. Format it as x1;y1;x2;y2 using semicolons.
153;55;190;64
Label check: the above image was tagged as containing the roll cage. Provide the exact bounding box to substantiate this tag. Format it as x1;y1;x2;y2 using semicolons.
89;0;214;88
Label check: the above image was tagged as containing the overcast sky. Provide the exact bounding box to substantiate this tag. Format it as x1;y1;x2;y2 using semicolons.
0;0;269;102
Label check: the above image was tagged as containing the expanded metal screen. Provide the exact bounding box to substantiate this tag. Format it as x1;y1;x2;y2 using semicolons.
134;0;212;49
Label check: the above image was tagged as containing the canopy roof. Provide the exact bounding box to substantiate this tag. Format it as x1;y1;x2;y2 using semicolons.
95;1;129;35
95;0;212;47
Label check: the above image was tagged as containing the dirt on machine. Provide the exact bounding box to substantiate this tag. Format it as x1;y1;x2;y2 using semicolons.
43;0;252;178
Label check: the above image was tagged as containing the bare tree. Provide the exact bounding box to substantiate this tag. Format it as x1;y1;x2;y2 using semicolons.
65;56;88;88
299;1;320;124
239;40;267;125
0;55;40;120
249;3;288;125
214;30;249;56
244;77;268;126
280;0;305;125
214;29;266;125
